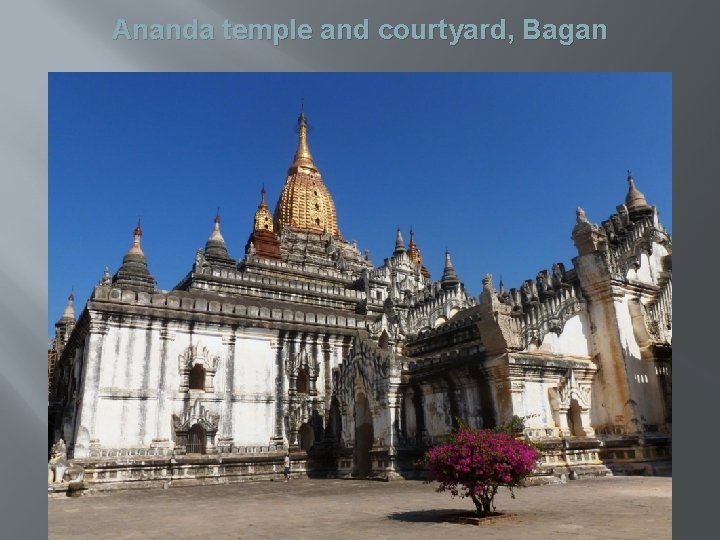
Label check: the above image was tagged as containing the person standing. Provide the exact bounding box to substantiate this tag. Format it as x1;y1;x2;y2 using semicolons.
283;453;291;482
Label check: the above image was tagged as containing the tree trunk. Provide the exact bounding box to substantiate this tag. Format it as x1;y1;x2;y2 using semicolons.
470;486;497;517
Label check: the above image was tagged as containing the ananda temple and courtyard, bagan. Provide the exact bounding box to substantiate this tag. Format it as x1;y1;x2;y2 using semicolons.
47;111;672;493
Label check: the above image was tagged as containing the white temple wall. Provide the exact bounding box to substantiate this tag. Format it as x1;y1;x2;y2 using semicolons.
614;297;666;427
586;295;633;433
94;398;122;446
627;243;669;285
536;313;592;357
516;381;555;429
230;401;274;445
233;336;275;395
94;397;159;448
79;320;284;450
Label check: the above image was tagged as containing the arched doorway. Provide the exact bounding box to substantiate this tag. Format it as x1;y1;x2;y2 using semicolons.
567;398;584;436
353;392;374;477
189;364;206;390
187;424;207;454
298;423;314;451
296;367;309;394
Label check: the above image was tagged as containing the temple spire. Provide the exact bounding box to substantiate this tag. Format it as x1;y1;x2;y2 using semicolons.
254;186;274;232
407;227;431;279
441;249;460;291
128;219;144;256
208;209;225;242
275;110;340;237
393;228;406;256
204;210;234;267
291;110;317;172
624;170;652;220
113;220;156;291
60;290;75;321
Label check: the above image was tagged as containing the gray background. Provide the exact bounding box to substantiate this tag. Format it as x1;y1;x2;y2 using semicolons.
1;0;714;536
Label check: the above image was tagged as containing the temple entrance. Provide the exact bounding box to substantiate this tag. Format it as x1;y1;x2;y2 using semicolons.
186;424;206;454
567;398;584;436
298;422;314;451
353;392;374;477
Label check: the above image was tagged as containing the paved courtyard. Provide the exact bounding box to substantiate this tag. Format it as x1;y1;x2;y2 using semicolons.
49;476;671;539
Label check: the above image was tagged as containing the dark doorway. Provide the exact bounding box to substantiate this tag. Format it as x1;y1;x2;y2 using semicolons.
568;398;584;436
189;364;206;390
296;367;309;394
187;424;206;454
298;422;314;451
354;392;374;477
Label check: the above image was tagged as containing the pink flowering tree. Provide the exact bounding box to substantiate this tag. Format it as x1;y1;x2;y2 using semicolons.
424;427;539;516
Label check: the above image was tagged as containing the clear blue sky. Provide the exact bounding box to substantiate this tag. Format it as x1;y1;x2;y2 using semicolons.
49;73;671;338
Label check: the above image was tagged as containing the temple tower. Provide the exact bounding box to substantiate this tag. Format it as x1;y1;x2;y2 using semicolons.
273;112;340;238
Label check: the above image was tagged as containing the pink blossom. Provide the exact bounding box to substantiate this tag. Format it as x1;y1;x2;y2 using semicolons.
424;427;539;516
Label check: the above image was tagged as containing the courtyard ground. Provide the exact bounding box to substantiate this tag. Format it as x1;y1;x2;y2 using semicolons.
48;476;671;539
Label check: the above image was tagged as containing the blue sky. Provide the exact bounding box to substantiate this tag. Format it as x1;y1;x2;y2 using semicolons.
49;73;671;337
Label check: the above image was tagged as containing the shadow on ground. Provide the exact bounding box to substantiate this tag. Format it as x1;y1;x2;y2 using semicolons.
389;509;511;525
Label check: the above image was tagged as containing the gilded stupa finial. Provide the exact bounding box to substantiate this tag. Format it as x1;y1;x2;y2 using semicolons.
274;110;340;238
291;109;316;172
254;186;274;232
407;226;422;265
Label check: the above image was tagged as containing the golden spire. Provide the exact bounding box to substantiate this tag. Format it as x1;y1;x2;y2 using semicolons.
407;228;431;279
290;112;317;173
274;110;341;238
254;186;274;232
407;228;420;264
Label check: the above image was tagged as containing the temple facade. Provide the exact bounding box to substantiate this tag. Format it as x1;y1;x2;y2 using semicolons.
48;112;672;488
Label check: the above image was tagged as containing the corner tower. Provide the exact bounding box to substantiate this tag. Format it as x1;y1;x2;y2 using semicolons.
273;112;341;238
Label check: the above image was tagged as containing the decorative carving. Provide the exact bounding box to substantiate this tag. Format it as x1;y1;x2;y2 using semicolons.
549;369;595;438
100;266;111;286
178;344;220;392
555;369;591;409
499;268;586;349
173;398;220;433
48;438;84;484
